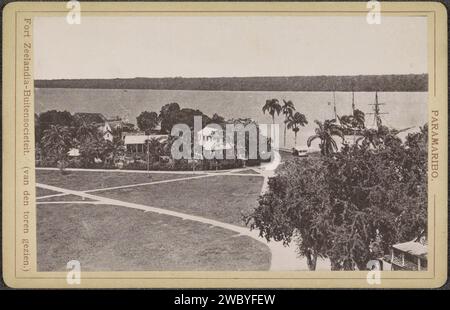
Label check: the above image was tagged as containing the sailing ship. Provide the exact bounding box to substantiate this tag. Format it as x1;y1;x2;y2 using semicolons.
331;91;414;146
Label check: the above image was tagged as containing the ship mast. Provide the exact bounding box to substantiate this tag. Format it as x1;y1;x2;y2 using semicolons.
352;91;356;143
351;91;355;113
333;91;337;121
367;91;388;129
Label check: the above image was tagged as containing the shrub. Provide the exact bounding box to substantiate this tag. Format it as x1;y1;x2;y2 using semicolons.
38;156;247;171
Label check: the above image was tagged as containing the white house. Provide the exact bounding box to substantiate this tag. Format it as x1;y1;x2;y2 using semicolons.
100;122;113;142
124;133;168;154
196;125;233;159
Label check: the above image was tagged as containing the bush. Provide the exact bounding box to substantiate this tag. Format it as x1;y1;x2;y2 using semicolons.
124;161;148;170
37;156;247;171
36;157;57;168
173;159;190;171
246;159;261;167
68;158;83;168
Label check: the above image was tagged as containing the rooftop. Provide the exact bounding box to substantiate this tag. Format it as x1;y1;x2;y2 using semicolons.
392;240;427;259
124;134;168;145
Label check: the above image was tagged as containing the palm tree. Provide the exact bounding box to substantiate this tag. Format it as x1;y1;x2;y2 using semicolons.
339;109;365;130
339;109;365;142
286;112;308;147
74;121;97;144
162;135;178;157
307;119;344;156
146;137;165;163
352;109;365;129
102;139;126;167
355;128;380;149
281;100;296;147
357;125;413;150
41;125;73;172
262;99;281;124
79;135;106;167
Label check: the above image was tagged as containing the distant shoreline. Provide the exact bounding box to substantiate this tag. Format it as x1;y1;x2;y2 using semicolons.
35;74;428;92
34;88;428;94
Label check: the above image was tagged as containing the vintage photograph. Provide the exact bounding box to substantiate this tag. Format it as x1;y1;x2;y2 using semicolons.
33;14;428;273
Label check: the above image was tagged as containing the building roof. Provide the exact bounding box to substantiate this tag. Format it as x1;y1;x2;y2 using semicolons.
74;113;106;125
392;240;427;259
124;134;168;145
107;120;124;128
196;125;232;151
201;140;233;151
67;148;80;157
396;126;421;142
197;124;222;135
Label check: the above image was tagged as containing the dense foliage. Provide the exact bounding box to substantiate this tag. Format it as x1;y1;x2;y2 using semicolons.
246;125;427;270
136;111;159;134
35;103;260;171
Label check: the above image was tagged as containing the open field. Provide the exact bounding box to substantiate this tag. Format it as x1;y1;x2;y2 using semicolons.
36;168;270;271
95;175;264;226
38;194;96;202
37;203;270;271
36;187;61;197
36;169;201;191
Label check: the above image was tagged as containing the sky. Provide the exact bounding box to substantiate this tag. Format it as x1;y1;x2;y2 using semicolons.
34;16;427;79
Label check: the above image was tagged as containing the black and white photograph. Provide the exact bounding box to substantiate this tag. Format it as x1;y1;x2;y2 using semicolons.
32;13;429;274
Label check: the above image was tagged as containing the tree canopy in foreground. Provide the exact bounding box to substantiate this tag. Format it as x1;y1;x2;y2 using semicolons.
246;125;427;270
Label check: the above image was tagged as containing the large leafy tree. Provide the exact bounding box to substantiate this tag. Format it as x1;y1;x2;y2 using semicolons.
137;111;159;134
247;126;427;270
262;99;281;124
159;103;213;132
175;108;212;129
247;158;330;270
159;102;181;133
307;119;344;156
39;110;75;133
281;100;295;147
286;112;308;147
324;132;426;269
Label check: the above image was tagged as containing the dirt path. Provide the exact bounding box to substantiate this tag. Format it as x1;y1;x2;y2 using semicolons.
37;182;315;270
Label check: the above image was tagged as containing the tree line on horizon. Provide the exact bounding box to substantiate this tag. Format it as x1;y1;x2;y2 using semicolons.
35;74;428;92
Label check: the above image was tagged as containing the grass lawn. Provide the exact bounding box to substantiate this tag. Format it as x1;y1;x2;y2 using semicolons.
37;203;270;271
36;187;61;197
95;175;264;227
38;194;95;202
36;169;202;191
236;169;260;175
